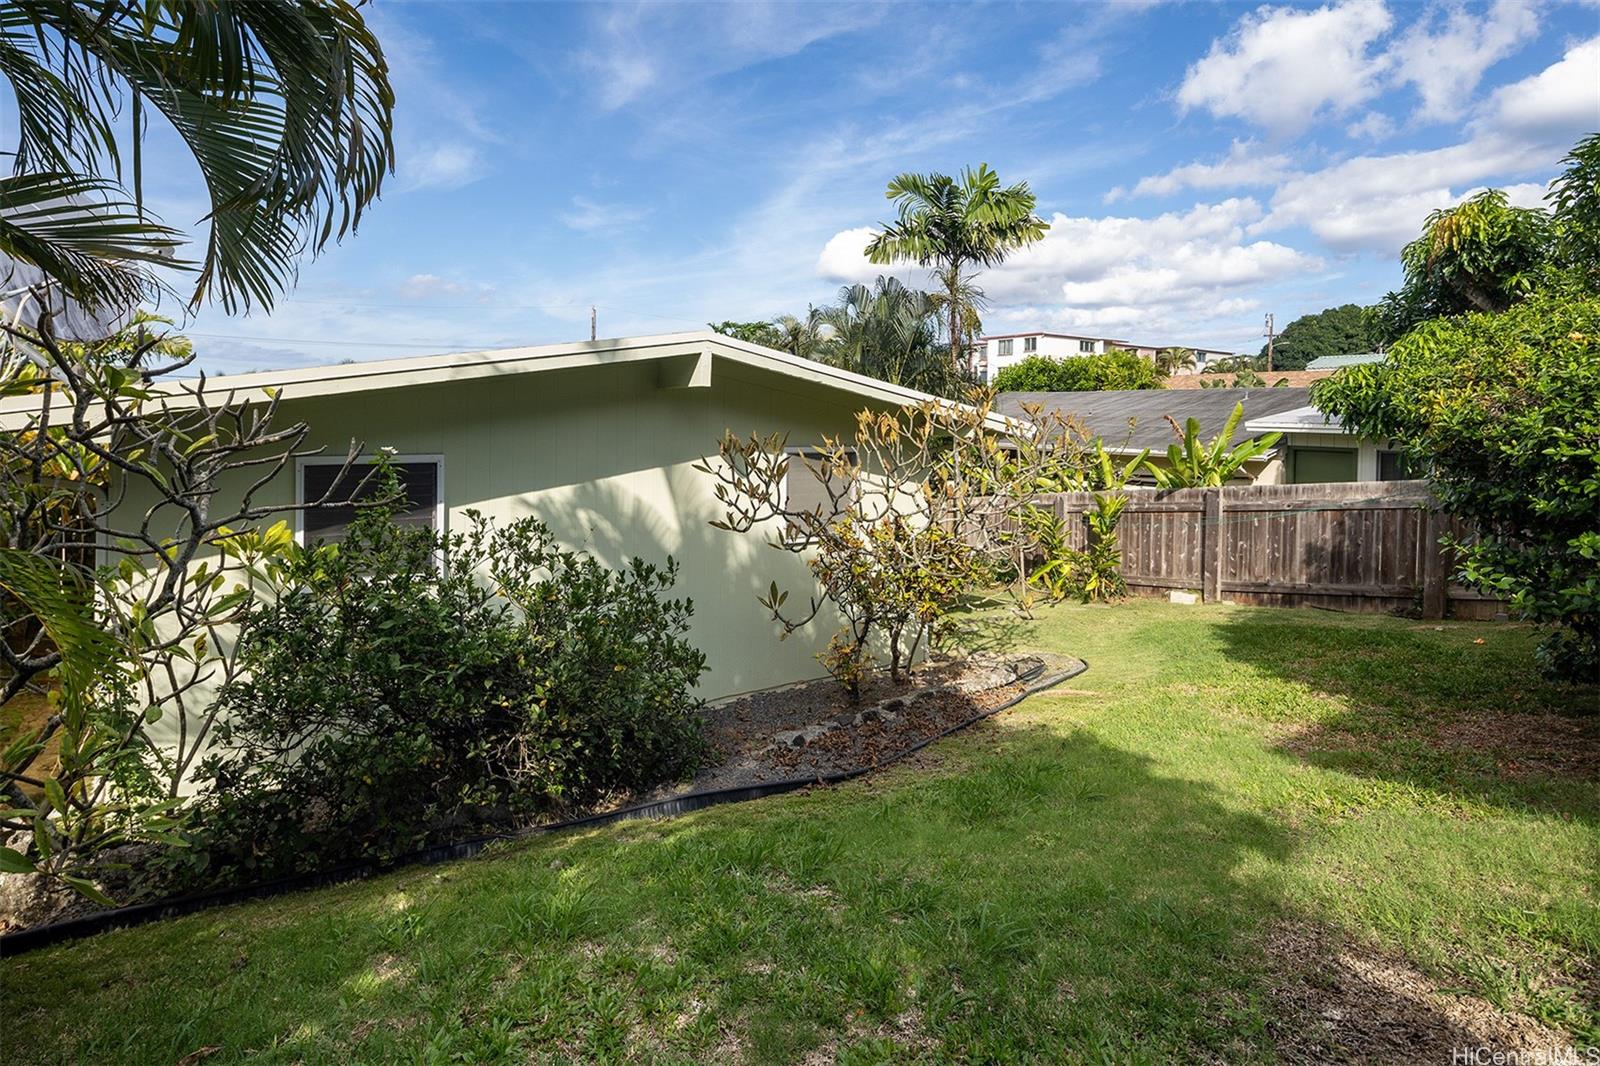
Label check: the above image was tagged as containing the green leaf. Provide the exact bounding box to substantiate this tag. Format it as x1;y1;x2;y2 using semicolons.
0;846;37;874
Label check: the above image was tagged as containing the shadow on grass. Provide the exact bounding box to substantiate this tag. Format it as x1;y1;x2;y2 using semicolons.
5;719;1554;1063
1213;610;1600;825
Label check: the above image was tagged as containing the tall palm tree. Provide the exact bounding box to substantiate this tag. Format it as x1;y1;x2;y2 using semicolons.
865;165;1048;375
1;1;395;322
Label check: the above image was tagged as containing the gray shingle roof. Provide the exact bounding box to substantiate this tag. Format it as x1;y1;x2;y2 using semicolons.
996;388;1315;451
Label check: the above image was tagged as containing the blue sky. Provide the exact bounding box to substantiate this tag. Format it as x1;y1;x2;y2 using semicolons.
144;0;1599;373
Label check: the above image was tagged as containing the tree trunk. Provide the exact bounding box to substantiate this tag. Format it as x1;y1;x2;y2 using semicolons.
948;276;964;377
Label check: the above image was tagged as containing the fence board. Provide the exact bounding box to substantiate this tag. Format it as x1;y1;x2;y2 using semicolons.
1023;479;1498;619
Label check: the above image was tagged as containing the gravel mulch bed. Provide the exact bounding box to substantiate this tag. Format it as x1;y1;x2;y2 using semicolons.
642;652;1082;800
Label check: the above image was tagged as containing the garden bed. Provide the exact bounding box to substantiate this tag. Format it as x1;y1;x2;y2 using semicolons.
643;651;1083;799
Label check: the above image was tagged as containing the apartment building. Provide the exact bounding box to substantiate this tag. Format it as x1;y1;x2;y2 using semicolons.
974;331;1234;381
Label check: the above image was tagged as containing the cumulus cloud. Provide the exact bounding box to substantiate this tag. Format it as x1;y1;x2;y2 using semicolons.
814;198;1322;349
1177;1;1395;135
1390;0;1539;121
1106;140;1296;202
1255;35;1600;252
1481;34;1600;137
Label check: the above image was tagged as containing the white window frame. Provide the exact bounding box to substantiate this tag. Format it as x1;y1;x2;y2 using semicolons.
1023;336;1037;353
293;453;446;547
997;338;1014;357
780;445;859;546
1079;339;1095;353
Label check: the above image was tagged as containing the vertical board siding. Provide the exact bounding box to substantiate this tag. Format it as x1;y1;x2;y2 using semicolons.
1028;480;1498;618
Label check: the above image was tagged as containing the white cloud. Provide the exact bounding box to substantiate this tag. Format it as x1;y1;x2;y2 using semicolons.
1107;140;1296;202
575;2;885;110
401;142;483;192
1177;1;1395;135
1481;34;1600;137
1255;35;1600;251
1390;0;1539;121
814;198;1322;350
1345;111;1397;140
560;196;650;233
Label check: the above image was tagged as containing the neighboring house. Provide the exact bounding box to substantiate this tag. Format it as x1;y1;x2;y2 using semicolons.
1000;388;1416;487
1303;352;1385;371
1243;405;1415;483
37;331;991;701
975;331;1234;381
997;388;1314;485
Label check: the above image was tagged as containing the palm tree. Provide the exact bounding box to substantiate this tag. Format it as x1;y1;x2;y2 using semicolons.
865;165;1049;375
1154;347;1197;375
770;308;834;362
818;276;960;397
1;1;395;322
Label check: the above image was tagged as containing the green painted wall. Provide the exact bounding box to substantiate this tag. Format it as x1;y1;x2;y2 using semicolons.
123;355;886;704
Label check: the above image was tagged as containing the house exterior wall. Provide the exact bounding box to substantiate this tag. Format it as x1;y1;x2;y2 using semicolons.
977;334;1112;381
115;355;898;706
1280;430;1377;482
976;333;1228;381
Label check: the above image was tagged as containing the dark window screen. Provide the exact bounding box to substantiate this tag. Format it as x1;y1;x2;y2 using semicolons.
785;449;856;542
301;461;440;544
1377;450;1417;481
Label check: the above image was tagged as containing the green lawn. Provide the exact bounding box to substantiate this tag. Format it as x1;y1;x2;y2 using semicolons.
4;602;1596;1063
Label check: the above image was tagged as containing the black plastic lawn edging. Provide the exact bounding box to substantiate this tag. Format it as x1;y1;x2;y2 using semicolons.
0;658;1087;957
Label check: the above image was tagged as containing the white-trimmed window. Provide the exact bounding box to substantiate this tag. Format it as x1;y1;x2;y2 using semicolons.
1079;339;1095;353
996;338;1014;357
296;455;444;546
783;447;857;543
1023;336;1038;353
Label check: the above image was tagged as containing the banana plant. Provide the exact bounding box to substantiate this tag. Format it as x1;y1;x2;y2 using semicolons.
1145;402;1281;488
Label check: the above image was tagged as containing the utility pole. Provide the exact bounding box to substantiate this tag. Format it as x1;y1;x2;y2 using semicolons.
1263;312;1275;373
590;305;597;342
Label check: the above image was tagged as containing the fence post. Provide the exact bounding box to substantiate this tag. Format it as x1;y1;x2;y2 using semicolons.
1202;488;1223;603
1421;505;1448;620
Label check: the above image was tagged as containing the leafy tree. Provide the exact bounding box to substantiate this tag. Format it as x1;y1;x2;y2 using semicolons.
1373;190;1551;343
0;0;395;319
700;392;1092;698
769;310;832;362
710;320;785;347
1143;403;1281;488
1548;133;1600;287
991;351;1164;392
1258;304;1384;370
865;165;1049;375
1314;287;1600;680
0;316;361;893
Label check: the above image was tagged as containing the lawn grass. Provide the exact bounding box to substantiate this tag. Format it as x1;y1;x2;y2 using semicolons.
3;602;1596;1063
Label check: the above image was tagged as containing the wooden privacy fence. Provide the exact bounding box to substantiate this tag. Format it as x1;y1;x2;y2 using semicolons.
1033;480;1500;619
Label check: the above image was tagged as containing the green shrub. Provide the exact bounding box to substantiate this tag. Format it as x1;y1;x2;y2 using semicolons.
1314;287;1600;681
191;505;707;882
991;350;1163;392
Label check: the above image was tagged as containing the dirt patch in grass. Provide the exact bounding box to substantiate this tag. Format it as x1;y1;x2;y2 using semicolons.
1264;920;1577;1062
1281;703;1600;783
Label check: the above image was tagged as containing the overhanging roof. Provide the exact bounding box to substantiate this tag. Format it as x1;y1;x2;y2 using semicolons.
1243;404;1347;434
0;330;1010;430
